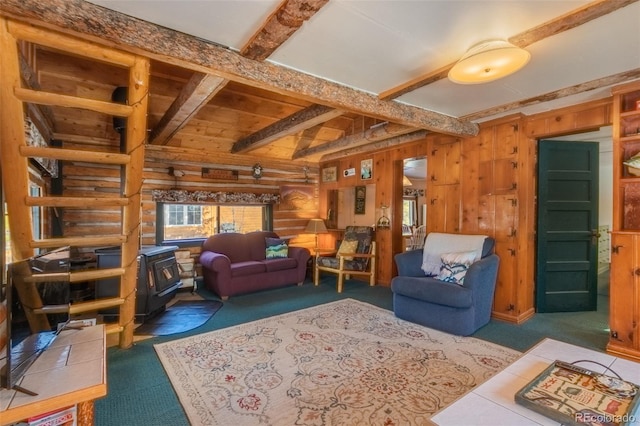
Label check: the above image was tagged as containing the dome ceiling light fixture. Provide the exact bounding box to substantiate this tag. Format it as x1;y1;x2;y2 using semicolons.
448;39;531;84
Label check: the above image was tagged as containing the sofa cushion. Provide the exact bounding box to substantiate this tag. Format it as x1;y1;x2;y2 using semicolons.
264;257;298;272
231;261;266;277
436;251;477;284
391;276;473;308
265;237;288;259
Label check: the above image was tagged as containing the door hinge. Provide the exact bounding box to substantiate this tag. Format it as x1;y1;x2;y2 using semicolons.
612;245;623;254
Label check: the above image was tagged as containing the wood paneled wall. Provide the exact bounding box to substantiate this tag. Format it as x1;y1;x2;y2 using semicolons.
319;98;612;323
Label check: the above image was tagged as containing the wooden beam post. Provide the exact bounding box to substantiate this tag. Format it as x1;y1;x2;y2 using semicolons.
119;55;150;349
0;17;34;260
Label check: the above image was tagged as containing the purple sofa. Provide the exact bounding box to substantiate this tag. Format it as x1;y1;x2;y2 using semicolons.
199;231;311;300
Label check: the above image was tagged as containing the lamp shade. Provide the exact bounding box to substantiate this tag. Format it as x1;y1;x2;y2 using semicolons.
305;218;328;234
448;39;530;84
402;175;413;186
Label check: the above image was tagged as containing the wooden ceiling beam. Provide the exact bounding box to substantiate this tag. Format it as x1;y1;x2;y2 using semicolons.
463;68;640;122
293;122;417;159
241;0;329;61
293;125;324;153
0;0;478;137
379;0;638;101
145;144;317;172
320;130;429;162
149;72;227;145
231;105;343;153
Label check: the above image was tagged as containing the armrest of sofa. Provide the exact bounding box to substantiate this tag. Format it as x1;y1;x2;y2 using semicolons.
288;246;311;267
394;249;427;277
199;250;231;272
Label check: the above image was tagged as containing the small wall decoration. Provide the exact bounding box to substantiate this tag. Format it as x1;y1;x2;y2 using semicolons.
361;158;373;180
280;185;316;211
343;168;356;177
252;163;263;180
322;166;337;182
355;185;366;214
202;168;239;180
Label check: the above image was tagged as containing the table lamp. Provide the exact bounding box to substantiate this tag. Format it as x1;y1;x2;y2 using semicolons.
305;218;328;251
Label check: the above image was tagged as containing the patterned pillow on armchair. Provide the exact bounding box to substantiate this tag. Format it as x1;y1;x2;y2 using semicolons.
316;226;374;271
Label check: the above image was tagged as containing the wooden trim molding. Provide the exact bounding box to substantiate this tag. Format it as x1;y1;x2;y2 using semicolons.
151;189;281;204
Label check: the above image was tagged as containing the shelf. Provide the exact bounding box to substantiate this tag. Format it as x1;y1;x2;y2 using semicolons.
620;134;640;143
621;109;640;118
620;177;640;184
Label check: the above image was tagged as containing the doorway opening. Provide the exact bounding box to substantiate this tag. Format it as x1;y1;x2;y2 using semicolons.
535;126;612;315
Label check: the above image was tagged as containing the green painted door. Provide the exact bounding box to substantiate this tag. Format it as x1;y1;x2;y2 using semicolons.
536;140;599;312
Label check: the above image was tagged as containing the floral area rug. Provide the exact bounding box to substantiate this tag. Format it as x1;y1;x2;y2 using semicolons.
154;299;521;425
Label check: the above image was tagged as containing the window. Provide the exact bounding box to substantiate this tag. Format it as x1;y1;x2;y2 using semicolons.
30;185;42;244
166;205;202;226
403;197;417;227
157;203;271;243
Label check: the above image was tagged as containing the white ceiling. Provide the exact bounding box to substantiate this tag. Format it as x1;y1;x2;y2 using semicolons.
88;0;639;122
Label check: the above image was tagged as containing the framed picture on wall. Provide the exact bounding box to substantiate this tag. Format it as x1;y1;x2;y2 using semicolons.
361;159;373;180
355;185;366;214
322;166;337;182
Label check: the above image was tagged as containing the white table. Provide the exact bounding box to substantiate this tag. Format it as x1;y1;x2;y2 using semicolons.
0;324;106;425
431;338;640;425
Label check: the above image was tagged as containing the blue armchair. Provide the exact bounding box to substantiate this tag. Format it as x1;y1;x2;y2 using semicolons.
391;234;499;336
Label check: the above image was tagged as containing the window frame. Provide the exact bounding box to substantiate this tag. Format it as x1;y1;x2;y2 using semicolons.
155;202;273;247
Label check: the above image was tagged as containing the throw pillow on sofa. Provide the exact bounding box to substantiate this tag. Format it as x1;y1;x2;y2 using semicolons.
338;239;358;260
436;251;477;284
266;237;288;259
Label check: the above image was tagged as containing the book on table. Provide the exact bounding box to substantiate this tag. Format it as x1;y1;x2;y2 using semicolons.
515;360;640;426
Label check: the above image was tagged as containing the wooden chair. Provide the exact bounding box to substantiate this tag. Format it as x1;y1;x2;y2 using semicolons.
314;226;376;293
407;225;427;250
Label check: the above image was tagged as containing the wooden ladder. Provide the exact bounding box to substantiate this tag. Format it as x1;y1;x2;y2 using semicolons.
0;18;149;348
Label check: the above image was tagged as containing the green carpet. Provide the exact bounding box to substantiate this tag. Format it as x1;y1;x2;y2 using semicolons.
95;275;610;426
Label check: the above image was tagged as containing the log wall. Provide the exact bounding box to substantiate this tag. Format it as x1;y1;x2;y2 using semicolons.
56;143;319;271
